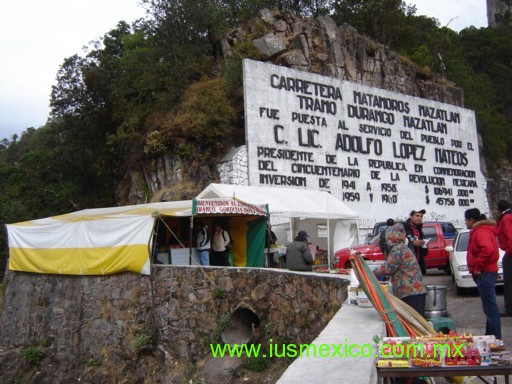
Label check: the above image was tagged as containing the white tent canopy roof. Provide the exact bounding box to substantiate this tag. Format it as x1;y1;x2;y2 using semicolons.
6;200;195;276
196;184;358;220
55;200;194;220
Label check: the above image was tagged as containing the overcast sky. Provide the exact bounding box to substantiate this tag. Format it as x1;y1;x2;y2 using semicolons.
0;0;488;140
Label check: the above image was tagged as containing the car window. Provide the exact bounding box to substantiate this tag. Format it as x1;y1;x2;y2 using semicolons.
454;232;501;254
370;233;382;244
423;226;438;241
443;223;458;238
371;222;386;237
455;232;469;252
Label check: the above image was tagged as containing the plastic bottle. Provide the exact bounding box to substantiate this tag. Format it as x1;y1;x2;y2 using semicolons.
480;342;490;366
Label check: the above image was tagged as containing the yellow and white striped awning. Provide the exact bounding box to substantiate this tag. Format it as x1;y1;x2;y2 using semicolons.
6;200;192;275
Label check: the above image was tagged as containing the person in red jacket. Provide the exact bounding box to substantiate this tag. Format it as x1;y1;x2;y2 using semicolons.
497;200;512;317
465;208;502;339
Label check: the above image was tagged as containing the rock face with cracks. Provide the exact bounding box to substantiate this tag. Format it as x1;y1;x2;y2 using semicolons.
122;8;470;207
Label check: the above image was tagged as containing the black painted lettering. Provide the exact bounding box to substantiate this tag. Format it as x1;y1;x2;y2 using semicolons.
434;148;468;166
347;104;395;124
382;194;398;204
297;95;337;114
348;157;359;166
274;125;285;144
418;105;460;123
335;134;383;155
392;142;426;161
434;187;453;196
400;131;413;140
258;160;277;171
260;173;307;187
291;112;327;126
298;128;320;148
452;179;478;188
421;134;444;145
381;183;398;193
326;154;337;164
259;107;280;119
319;178;330;188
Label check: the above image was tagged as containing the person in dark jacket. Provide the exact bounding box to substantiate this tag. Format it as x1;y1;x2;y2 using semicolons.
286;230;313;271
378;218;395;257
211;224;231;266
497;199;512;317
403;208;428;274
266;224;278;267
465;208;502;339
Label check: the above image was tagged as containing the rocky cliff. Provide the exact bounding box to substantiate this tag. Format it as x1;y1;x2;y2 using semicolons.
125;8;472;206
488;0;512;27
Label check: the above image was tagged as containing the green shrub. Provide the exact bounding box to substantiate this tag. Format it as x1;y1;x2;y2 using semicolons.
23;347;43;365
264;321;276;337
212;313;231;342
212;286;227;299
243;354;269;372
86;355;103;366
132;333;152;353
144;131;168;155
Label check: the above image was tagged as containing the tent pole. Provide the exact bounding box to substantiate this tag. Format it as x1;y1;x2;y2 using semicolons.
266;216;271;268
149;213;160;270
148;214;160;343
327;219;331;271
189;215;194;265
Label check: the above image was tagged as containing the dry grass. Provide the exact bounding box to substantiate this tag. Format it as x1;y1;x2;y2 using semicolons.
150;181;200;202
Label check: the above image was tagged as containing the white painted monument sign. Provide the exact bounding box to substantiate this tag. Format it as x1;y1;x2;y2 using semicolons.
243;59;487;228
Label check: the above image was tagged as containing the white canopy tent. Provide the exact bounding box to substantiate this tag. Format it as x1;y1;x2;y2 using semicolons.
6;197;270;275
196;183;360;265
6;201;193;275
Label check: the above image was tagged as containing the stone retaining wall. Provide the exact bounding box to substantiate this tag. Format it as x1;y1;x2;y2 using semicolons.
0;266;348;383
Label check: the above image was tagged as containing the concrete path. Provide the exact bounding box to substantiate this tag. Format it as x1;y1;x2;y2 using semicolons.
277;302;385;384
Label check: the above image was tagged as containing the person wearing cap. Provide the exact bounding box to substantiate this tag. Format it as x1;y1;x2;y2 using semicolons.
286;230;313;271
496;200;512;317
465;207;501;339
403;207;428;274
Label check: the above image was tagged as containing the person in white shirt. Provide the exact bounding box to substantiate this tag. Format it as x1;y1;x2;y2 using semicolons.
196;221;210;266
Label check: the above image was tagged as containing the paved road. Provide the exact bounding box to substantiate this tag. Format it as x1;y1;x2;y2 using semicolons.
420;270;511;383
423;269;511;349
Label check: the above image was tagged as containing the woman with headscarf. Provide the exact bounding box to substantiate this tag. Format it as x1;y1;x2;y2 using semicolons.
373;223;427;316
464;208;501;339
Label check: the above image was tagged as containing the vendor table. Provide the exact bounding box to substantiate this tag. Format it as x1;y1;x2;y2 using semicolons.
265;247;287;268
378;364;512;384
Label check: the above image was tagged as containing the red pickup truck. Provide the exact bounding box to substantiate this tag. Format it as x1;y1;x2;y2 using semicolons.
333;222;457;271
